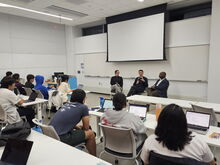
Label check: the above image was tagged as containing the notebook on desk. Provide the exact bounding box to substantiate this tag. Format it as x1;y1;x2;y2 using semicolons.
0;138;33;165
186;111;211;135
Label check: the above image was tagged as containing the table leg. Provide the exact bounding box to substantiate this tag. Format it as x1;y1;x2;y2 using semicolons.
36;103;43;122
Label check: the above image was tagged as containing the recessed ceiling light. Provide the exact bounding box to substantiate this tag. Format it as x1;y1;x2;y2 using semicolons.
138;0;144;2
0;3;73;21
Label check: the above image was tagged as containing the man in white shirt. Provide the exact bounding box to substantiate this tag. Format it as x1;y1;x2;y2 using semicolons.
0;77;35;127
147;72;169;98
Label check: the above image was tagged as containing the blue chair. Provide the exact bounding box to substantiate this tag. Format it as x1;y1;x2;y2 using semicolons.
68;76;77;90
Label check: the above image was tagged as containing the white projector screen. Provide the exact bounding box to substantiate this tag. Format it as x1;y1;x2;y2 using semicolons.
107;13;165;61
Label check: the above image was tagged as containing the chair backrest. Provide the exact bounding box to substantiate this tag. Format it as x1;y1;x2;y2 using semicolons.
100;124;136;158
33;89;44;99
24;87;33;96
149;151;209;165
32;118;60;141
191;104;218;126
0;105;6;122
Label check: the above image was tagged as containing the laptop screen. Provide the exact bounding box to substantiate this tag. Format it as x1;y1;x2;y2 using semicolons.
1;139;33;165
103;99;114;109
186;111;210;128
129;104;147;118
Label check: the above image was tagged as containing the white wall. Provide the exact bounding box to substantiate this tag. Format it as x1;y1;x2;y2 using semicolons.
0;13;67;80
73;16;211;101
207;0;220;103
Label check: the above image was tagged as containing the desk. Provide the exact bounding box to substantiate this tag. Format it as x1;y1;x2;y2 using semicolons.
0;130;111;165
127;95;220;113
89;111;220;148
21;96;48;121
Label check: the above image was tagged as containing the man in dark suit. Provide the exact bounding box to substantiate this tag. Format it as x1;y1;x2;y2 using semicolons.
148;72;169;98
110;70;123;93
127;70;148;97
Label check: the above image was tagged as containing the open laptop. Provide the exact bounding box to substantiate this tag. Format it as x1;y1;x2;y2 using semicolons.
24;91;38;103
98;99;114;112
129;104;148;121
0;138;33;165
186;111;211;135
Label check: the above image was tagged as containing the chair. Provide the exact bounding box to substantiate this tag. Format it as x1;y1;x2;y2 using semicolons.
99;124;141;165
191;104;218;126
149;151;209;165
24;87;33;96
32;118;60;140
33;89;44;99
48;90;63;119
0;105;7;127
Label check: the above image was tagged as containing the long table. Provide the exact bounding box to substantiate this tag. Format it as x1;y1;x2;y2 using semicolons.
89;111;220;148
127;95;220;113
0;130;111;165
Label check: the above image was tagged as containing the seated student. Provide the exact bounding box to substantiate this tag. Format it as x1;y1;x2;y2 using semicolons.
50;89;96;156
58;75;73;102
12;73;26;95
127;70;148;97
147;72;169;98
25;74;35;89
34;75;49;99
110;70;123;93
1;71;13;84
101;93;147;148
0;77;35;127
140;104;216;165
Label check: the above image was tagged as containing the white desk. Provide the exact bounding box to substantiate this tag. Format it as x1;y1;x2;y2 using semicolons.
127;95;220;113
20;96;48;121
0;130;111;165
89;111;220;148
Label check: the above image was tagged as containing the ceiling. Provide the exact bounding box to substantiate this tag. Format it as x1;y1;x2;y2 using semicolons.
0;0;211;26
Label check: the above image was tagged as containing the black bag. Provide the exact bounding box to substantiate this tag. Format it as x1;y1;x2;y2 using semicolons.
0;120;31;147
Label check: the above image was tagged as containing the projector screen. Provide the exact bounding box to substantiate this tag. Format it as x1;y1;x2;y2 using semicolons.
107;13;165;61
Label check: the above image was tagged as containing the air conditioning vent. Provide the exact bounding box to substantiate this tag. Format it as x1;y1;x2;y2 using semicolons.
46;5;88;17
66;0;89;5
10;0;35;3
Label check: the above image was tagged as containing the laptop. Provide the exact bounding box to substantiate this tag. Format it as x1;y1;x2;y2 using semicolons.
128;104;148;121
186;111;211;135
24;91;38;103
98;99;114;112
0;138;33;165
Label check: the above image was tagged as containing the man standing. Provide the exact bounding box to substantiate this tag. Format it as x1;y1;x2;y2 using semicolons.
127;70;148;97
110;70;123;93
148;72;169;98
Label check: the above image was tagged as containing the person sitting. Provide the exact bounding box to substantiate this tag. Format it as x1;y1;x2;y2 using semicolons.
12;73;26;95
1;71;13;84
127;70;148;97
147;72;169;98
34;75;49;99
101;93;147;148
50;89;96;156
140;104;216;165
58;75;73;102
25;74;35;89
0;77;35;127
110;70;123;93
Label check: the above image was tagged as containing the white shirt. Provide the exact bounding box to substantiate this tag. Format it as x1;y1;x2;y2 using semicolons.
156;78;165;86
0;88;21;124
141;134;214;164
58;82;72;102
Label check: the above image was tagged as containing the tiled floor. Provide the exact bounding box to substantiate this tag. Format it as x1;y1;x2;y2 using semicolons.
43;93;220;165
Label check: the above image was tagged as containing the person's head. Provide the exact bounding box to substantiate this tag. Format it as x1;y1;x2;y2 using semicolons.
12;73;20;82
115;70;120;76
61;75;69;82
6;71;13;77
113;93;127;111
138;70;144;77
35;75;44;85
155;104;192;151
27;74;35;83
1;77;16;90
70;89;86;104
159;72;166;79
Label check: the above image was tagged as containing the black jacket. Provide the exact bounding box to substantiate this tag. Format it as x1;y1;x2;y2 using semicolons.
133;77;148;90
154;78;169;98
25;82;34;89
110;76;123;88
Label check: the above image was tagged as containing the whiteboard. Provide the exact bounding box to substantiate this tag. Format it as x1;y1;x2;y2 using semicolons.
84;45;209;81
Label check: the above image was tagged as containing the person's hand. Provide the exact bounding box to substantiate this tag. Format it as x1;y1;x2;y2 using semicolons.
140;78;145;82
75;125;83;130
151;85;156;89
